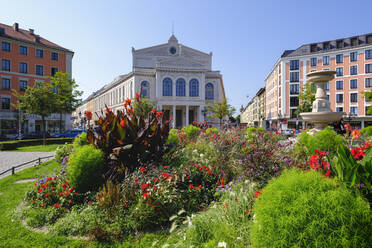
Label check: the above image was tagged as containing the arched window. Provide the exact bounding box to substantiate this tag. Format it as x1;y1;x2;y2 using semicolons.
176;78;186;96
205;83;214;100
162;78;172;96
141;81;149;98
189;79;199;97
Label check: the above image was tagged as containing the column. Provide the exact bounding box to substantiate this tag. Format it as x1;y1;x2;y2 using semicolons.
361;120;365;128
198;105;203;123
185;105;189;126
172;105;176;128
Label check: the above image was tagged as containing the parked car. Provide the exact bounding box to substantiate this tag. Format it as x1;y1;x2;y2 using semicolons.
23;131;51;140
52;129;84;138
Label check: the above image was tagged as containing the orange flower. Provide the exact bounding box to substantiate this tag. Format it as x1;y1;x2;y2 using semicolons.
120;119;125;128
352;129;360;140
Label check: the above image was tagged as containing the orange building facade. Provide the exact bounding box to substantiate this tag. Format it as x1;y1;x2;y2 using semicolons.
265;33;372;130
0;23;73;137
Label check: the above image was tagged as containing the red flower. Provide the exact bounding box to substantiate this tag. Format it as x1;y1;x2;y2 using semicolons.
254;191;260;198
156;111;163;119
135;93;140;100
363;141;371;151
153;178;159;183
59;192;64;197
105;107;111;115
189;184;193;189
134;178;139;183
68;200;72;204
141;183;149;190
37;188;42;193
169;116;173;121
323;169;331;177
152;109;156;113
309;154;320;170
88;201;92;205
153;186;157;191
45;193;50;198
85;110;93;120
350;147;365;160
162;172;169;179
143;192;149;199
246;209;250;215
352;129;360;140
53;203;61;208
140;167;146;173
314;150;326;156
120;119;125;128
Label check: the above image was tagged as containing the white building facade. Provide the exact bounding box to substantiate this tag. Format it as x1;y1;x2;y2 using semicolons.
82;35;225;128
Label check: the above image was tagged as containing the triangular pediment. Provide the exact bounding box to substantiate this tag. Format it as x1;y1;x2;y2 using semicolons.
156;57;206;70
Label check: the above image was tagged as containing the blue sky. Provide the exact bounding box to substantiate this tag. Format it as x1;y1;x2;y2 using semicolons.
2;0;372;114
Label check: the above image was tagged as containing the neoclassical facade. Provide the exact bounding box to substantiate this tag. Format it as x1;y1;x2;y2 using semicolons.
74;35;225;128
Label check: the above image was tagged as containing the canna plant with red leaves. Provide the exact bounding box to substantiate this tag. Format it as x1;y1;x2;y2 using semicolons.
86;94;170;182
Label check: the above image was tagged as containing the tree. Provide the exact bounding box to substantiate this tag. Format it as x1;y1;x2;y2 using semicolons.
13;81;57;145
49;72;83;132
295;81;316;116
207;98;236;128
363;90;372;115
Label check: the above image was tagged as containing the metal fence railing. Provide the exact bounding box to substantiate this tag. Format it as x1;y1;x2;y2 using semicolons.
0;155;54;177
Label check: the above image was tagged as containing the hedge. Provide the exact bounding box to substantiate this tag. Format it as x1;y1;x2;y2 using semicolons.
0;138;73;150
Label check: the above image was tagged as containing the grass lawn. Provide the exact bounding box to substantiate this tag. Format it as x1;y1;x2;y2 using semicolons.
12;144;61;152
0;160;168;247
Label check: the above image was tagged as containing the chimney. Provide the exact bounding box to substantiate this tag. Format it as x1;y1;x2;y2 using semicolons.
29;29;34;35
13;23;19;31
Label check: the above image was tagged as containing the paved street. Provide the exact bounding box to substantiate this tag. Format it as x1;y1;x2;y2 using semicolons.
0;151;55;179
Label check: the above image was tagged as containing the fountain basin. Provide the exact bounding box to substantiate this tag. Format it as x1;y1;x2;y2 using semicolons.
300;111;344;131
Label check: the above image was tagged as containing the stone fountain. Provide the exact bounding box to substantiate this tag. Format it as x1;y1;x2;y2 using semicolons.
300;70;344;133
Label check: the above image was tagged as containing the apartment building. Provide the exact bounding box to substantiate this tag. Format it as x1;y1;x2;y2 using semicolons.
265;33;372;129
240;87;265;127
0;22;74;136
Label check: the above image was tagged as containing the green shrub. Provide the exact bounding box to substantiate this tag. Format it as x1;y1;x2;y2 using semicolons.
67;145;104;193
166;129;179;144
295;126;346;160
361;126;372;138
55;143;74;163
205;127;218;135
251;169;372;248
181;125;201;140
73;132;89;147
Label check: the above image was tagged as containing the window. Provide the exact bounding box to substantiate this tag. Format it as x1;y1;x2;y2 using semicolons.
325;82;330;90
351;37;358;47
350;79;358;89
290;84;299;94
336;40;343;48
336;54;343;64
290;71;299;82
36;49;43;58
323;42;330;50
323;56;329;65
336;80;343;90
189;79;199;97
350;93;358;102
336;67;343;77
366;64;372;74
350;65;358;75
51;52;59;61
367;35;372;44
51;67;58;76
205;83;214;100
19;80;27;92
1;78;10;90
310;44;317;52
310;58;317;67
36;65;43;76
1;98;10;110
1;41;10;51
52;85;58;93
19;62;27;74
290;96;299;107
365;106;372;115
140;81;149;98
162;77;172;96
366;78;372;88
1;59;10;71
290;109;297;118
290;60;299;70
366;50;372;60
366;94;372;102
336;107;344;112
176;78;186;96
19;45;27;55
336;94;343;103
350;106;358;116
350;52;358;62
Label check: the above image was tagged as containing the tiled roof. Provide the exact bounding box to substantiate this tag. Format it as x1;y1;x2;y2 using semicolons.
0;22;73;53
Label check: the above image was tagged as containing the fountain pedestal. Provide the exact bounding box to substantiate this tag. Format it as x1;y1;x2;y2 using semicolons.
300;71;344;133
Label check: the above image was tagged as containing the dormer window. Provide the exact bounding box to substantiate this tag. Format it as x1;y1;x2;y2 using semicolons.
169;46;177;55
351;37;358;47
336;40;344;48
310;44;317;52
367;35;372;44
323;42;330;50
